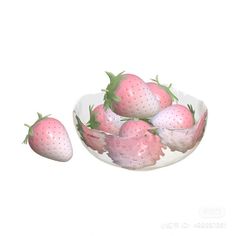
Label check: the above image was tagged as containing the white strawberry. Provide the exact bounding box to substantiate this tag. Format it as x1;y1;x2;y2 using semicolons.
103;71;160;118
119;120;153;137
151;104;195;129
106;133;164;169
23;113;73;161
147;75;178;110
106;120;165;169
157;111;207;153
87;104;123;135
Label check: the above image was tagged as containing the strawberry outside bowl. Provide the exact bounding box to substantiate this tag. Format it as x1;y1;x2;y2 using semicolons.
73;89;208;170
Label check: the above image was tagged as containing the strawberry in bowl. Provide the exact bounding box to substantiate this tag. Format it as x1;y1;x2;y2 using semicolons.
147;75;178;110
151;103;207;153
105;120;165;169
103;71;160;118
87;104;123;135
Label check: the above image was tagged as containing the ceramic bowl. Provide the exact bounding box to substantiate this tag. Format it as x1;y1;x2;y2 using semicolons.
73;89;208;170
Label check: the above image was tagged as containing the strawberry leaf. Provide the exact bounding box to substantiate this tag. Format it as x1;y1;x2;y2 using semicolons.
187;104;195;123
87;105;100;129
22;113;51;144
120;117;133;122
103;71;125;111
75;114;85;143
147;127;159;135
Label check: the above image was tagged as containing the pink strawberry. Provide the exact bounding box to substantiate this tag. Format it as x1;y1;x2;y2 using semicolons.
87;104;123;135
157;110;207;153
23;113;73;161
146;76;178;110
75;114;106;154
119;120;152;137
106;119;165;169
103;71;160;118
106;132;165;169
151;104;195;129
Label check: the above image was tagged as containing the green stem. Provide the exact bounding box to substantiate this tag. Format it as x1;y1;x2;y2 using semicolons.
147;127;159;135
187;104;195;123
150;75;179;102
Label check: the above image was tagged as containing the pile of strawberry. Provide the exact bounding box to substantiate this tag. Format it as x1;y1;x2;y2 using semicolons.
75;71;205;169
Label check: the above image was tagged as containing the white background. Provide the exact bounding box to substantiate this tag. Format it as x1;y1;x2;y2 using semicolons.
0;0;235;235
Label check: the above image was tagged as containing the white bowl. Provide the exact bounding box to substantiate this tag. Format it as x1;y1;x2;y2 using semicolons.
73;90;208;170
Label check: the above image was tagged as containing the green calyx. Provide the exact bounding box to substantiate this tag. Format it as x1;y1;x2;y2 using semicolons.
103;71;125;110
23;112;51;144
120;117;151;124
75;114;85;142
148;127;159;135
86;105;100;129
187;104;195;123
151;75;179;102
